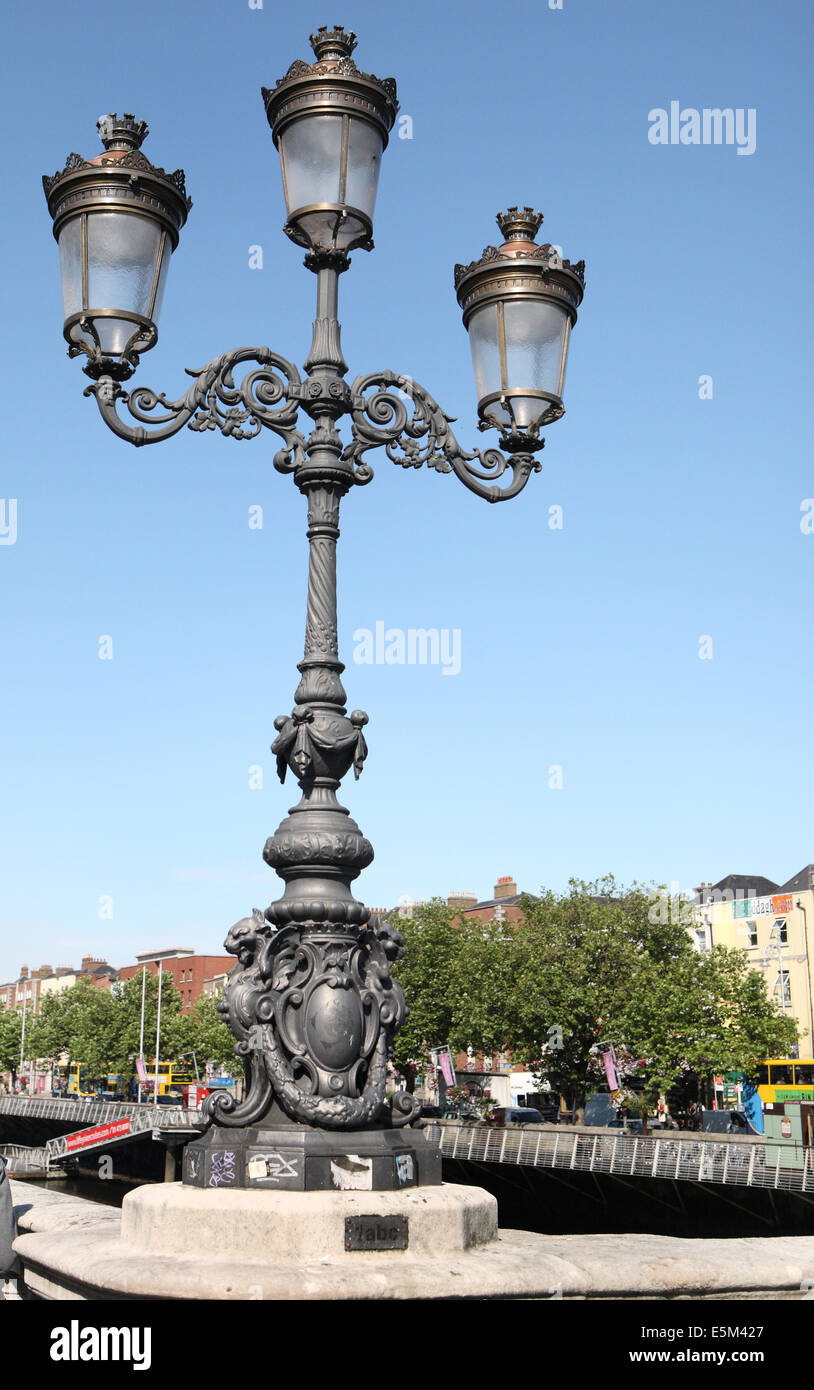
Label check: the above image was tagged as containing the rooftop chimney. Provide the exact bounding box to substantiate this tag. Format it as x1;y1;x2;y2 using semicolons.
80;954;108;973
494;876;517;900
19;965;29;980
447;892;478;911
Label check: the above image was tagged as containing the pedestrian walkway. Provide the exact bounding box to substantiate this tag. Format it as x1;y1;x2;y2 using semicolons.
438;1123;814;1195
0;1096;201;1177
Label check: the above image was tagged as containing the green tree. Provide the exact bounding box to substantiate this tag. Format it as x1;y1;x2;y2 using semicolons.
510;879;675;1116
390;900;462;1070
29;977;118;1078
105;970;188;1073
28;972;191;1085
185;992;237;1069
448;913;524;1056
387;878;798;1122
0;1008;23;1088
517;882;797;1117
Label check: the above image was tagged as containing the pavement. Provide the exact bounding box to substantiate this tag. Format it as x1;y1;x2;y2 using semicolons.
9;1179;814;1300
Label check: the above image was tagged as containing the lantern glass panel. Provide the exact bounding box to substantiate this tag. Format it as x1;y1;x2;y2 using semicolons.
503;298;569;403
280;113;343;213
58;217;84;320
344;117;383;222
86;211;166;322
468;302;502;404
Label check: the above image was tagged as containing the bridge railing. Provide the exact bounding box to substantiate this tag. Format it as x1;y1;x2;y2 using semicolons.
437;1124;814;1194
0;1096;200;1128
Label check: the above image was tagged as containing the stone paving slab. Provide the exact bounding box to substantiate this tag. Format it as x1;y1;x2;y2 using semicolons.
11;1181;814;1301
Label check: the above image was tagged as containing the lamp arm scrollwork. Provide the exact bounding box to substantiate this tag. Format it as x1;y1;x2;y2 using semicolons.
341;369;544;503
84;346;308;470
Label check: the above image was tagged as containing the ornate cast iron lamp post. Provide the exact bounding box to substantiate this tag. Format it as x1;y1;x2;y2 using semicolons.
43;26;585;1193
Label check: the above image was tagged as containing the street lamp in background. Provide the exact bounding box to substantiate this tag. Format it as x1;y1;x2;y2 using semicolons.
43;25;585;1193
178;1051;200;1084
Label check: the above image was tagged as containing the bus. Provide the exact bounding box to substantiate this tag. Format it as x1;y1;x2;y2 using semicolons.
54;1060;199;1100
756;1058;814;1106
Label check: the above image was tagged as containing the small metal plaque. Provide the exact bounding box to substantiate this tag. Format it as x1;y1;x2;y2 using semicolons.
344;1215;409;1251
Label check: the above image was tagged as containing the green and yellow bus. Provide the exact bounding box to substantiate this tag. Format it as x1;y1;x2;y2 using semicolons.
756;1058;814;1105
55;1060;198;1099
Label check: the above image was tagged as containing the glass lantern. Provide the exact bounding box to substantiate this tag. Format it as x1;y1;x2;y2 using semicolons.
43;114;191;380
455;208;585;441
263;26;397;256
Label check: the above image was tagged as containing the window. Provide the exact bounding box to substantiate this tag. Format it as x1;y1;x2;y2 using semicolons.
770;1062;794;1085
745;919;758;948
772;918;788;944
794;1065;814;1085
773;973;791;1008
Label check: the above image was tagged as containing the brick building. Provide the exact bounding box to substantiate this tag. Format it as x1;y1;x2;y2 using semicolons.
0;956;117;1015
118;947;235;1012
448;875;537;926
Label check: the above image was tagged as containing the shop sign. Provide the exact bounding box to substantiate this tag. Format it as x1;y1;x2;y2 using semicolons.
732;894;793;919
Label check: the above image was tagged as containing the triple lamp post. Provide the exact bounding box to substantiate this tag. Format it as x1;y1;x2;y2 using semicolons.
43;25;585;1193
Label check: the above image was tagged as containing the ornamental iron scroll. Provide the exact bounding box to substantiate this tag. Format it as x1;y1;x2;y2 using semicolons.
84;346;307;468
201;909;419;1131
343;370;546;503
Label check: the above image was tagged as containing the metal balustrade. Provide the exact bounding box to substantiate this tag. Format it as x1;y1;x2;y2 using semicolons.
437;1123;814;1194
0;1095;199;1128
0;1095;202;1174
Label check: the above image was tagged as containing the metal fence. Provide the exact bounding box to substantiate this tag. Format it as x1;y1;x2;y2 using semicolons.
438;1124;814;1194
0;1096;199;1129
0;1096;201;1173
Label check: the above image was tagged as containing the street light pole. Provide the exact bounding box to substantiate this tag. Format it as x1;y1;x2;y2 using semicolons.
137;964;147;1105
43;25;584;1192
18;995;26;1094
152;964;163;1112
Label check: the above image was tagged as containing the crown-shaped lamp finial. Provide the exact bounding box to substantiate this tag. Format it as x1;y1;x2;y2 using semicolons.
96;113;149;152
496;207;544;244
309;25;357;62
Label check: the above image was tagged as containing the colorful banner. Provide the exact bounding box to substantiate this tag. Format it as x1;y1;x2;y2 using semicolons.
732;894;793;919
436;1048;455;1088
65;1118;131;1152
603;1050;619;1091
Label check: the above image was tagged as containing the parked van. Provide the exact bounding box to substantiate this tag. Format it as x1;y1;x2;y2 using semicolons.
492;1106;547;1127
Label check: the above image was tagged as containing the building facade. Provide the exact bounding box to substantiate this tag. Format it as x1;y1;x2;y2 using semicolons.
118;948;235;1012
0;957;117;1015
695;865;814;1049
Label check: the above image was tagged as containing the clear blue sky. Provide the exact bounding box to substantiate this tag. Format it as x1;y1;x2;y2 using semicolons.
2;0;812;980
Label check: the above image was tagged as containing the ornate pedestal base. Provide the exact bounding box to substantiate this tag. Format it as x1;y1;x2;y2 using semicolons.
182;1122;442;1192
122;1182;493;1263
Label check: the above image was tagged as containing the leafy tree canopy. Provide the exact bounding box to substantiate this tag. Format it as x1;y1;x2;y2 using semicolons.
390;878;797;1109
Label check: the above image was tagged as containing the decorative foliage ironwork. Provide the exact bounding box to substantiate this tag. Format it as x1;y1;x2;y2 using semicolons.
453;243;586;291
201;909;414;1131
343;370;544;502
84;347;307;468
42;148;191;204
